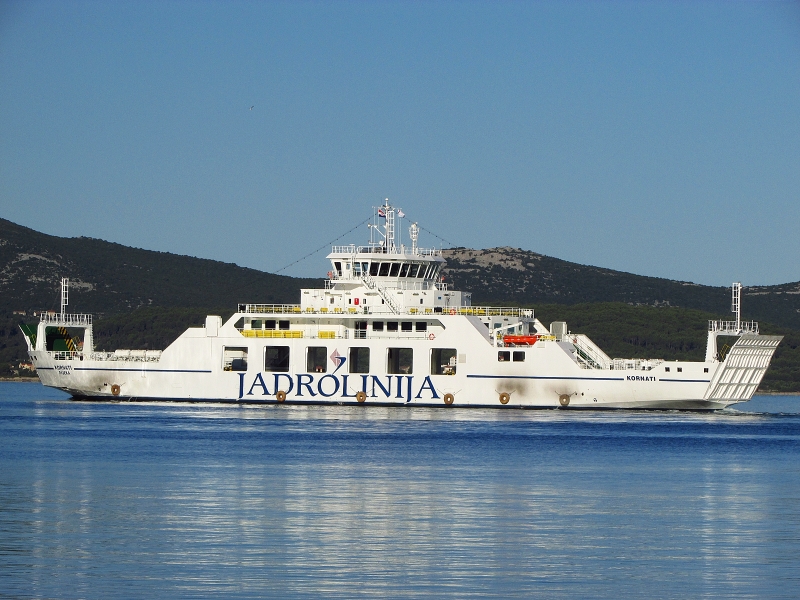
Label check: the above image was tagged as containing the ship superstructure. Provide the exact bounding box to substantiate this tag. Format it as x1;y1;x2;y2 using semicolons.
21;201;783;409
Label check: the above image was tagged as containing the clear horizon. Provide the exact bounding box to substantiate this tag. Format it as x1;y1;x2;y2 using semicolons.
1;1;798;286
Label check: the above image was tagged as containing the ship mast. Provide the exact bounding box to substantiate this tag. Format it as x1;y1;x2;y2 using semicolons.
61;278;69;321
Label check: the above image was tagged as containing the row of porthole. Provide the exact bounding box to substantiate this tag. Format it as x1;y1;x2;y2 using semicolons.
268;390;569;407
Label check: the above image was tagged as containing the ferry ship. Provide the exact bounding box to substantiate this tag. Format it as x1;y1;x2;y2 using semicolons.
21;201;782;410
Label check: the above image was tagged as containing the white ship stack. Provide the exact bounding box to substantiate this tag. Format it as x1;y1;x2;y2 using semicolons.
21;201;783;410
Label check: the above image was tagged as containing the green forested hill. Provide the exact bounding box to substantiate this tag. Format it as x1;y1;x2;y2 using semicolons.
442;247;800;330
0;218;322;316
0;218;319;374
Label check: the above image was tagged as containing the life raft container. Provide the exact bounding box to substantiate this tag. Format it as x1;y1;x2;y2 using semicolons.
503;335;538;347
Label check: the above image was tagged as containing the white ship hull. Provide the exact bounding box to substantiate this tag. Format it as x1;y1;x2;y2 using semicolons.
23;202;783;411
28;313;780;411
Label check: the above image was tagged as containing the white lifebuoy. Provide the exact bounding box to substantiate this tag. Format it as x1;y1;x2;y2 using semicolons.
428;333;435;341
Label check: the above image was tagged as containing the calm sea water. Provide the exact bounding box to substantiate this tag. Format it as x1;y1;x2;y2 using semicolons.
1;382;799;599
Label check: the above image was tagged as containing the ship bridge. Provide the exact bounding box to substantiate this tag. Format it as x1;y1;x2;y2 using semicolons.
301;200;470;315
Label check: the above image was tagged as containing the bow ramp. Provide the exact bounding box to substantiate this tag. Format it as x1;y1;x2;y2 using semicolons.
704;334;783;402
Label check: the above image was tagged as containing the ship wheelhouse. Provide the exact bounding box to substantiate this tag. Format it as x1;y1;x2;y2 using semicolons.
301;200;470;315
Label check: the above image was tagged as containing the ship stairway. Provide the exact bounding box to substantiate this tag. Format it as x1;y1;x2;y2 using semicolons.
361;275;401;314
704;334;783;401
569;334;612;370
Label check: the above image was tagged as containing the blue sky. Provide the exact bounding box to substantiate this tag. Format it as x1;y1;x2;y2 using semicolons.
1;1;798;286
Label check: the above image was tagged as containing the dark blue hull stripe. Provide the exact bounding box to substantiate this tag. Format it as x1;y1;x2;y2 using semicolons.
73;368;212;373
467;374;624;381
659;379;711;383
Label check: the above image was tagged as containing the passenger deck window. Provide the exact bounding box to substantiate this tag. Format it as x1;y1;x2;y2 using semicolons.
349;347;370;373
279;320;290;330
498;351;510;362
431;348;457;375
387;321;398;332
415;322;427;332
223;347;248;372
266;320;277;330
401;322;412;332
307;347;327;373
388;348;413;374
264;346;290;372
373;321;384;331
513;351;525;362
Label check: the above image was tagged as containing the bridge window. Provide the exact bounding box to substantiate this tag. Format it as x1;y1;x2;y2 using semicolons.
379;263;390;277
390;263;401;277
223;347;248;371
498;351;510;362
399;263;409;277
349;347;370;373
334;261;342;276
307;347;327;373
431;348;457;375
408;264;420;278
370;262;380;276
388;348;413;374
264;346;290;372
513;351;525;362
353;263;361;276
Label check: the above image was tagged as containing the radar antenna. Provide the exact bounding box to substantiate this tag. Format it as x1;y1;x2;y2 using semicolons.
409;222;419;254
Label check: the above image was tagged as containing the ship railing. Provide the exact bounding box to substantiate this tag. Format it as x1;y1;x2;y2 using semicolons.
708;320;759;335
330;245;441;257
239;304;304;314
39;313;93;326
326;278;450;292
559;334;612;369
456;307;532;317
238;304;532;317
88;350;163;362
609;358;663;371
238;329;432;341
46;351;84;361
